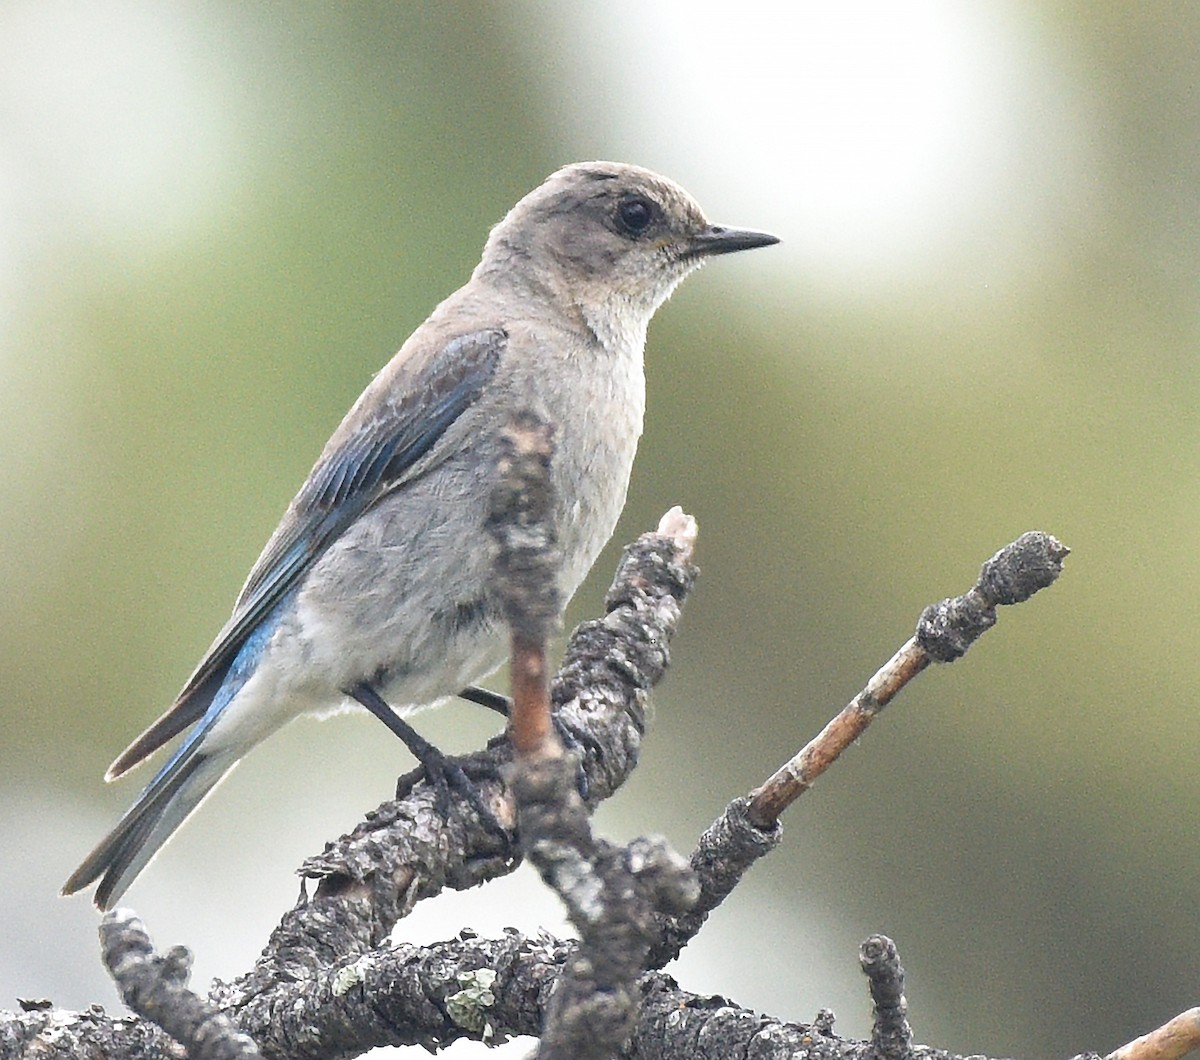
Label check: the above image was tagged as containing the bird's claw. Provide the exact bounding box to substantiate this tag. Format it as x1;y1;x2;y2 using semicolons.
416;747;510;841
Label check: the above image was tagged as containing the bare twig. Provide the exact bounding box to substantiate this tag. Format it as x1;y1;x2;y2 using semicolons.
650;531;1069;967
486;411;563;757
748;531;1069;827
487;412;699;1059
1107;1009;1200;1060
101;909;260;1059
860;934;913;1060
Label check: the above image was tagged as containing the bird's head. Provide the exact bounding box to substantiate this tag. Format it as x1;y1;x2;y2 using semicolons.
477;161;778;349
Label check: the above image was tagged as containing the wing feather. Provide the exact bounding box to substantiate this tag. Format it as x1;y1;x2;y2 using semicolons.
106;328;507;778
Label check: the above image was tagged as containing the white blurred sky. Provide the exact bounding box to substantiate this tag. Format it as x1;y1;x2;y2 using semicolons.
0;1;236;257
0;0;1097;323
540;0;1097;290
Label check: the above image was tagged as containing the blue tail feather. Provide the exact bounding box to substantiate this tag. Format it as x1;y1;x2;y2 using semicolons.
63;604;283;908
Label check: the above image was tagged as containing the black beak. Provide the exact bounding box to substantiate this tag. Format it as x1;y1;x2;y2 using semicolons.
688;224;780;258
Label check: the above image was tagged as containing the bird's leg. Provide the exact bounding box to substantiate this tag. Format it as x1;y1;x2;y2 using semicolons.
349;682;508;838
459;684;595;799
457;685;511;715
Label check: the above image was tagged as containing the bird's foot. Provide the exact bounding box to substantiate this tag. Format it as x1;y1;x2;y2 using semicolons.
462;685;593;801
407;745;509;841
351;682;509;841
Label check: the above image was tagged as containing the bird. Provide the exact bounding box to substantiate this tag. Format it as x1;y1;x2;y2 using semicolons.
62;161;779;909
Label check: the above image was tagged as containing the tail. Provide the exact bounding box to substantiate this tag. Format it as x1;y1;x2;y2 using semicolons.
64;597;293;908
62;725;238;910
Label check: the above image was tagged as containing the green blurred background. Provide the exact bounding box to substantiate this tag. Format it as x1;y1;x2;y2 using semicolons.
2;3;1198;1057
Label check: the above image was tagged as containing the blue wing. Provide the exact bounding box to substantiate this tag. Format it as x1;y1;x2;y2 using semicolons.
106;328;507;778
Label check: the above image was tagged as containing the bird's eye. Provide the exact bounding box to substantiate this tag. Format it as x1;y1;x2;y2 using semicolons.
616;197;655;236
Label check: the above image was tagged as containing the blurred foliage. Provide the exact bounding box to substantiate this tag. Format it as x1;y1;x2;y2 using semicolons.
2;4;1199;1058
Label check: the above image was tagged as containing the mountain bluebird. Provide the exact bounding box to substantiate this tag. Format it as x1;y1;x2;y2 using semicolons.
63;161;778;909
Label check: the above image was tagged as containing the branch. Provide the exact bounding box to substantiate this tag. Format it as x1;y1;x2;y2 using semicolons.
12;521;1111;1060
0;1000;174;1058
861;934;913;1060
25;913;1190;1060
1107;1010;1200;1060
213;487;699;1054
486;412;699;1058
650;531;1069;967
749;530;1069;824
100;909;259;1059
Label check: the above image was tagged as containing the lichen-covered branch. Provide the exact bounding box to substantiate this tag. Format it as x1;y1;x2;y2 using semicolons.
861;933;913;1060
210;507;698;1041
101;909;260;1059
486;412;700;1058
6;526;1125;1060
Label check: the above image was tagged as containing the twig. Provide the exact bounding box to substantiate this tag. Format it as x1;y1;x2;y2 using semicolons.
485;411;563;757
100;909;260;1059
748;530;1069;827
487;411;699;1058
650;531;1069;967
521;773;697;1060
860;934;913;1060
1107;1009;1200;1060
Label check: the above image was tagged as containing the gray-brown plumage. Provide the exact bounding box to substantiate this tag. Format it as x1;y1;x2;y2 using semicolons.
63;161;778;909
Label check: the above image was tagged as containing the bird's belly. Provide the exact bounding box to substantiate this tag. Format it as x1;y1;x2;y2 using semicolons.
276;477;506;714
281;589;506;711
262;340;644;720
